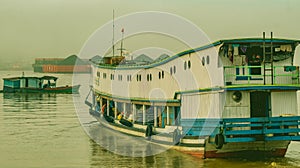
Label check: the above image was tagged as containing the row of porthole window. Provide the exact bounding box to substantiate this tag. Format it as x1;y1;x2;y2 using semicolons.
97;56;210;79
97;72;138;82
110;74;132;81
98;71;165;82
97;56;209;81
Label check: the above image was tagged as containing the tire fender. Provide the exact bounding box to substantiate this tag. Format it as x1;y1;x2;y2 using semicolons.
215;134;225;149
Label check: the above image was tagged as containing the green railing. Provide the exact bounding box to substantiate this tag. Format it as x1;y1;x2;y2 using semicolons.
219;116;300;143
224;65;300;85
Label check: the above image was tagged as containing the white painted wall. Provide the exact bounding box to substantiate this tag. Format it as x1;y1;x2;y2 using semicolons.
297;90;300;116
271;92;297;116
94;45;224;101
181;92;221;119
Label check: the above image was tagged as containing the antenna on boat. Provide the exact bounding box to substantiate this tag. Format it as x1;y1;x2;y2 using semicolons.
120;28;124;57
112;9;115;57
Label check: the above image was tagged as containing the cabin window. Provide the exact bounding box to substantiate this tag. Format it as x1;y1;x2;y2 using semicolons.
184;61;187;70
158;71;164;79
111;74;114;80
206;55;210;65
147;74;152;81
103;73;107;79
137;74;142;81
202;57;205;66
188;60;191;69
173;66;176;74
118;75;123;81
127;75;131;81
170;67;173;75
97;72;100;77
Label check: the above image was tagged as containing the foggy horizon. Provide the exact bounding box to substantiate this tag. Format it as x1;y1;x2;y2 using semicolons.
1;0;300;71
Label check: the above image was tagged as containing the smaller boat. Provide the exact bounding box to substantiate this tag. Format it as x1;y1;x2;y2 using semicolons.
2;75;80;94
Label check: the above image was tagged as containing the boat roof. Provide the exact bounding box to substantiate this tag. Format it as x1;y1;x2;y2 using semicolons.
220;38;300;44
3;76;58;81
95;37;300;70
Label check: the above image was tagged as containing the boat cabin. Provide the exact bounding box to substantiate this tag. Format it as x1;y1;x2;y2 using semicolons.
219;38;299;85
3;76;58;92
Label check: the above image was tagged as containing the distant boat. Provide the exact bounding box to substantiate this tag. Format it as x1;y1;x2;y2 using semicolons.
2;75;80;94
32;55;91;73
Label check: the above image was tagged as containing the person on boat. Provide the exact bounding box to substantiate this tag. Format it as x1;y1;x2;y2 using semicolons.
127;113;133;122
95;102;100;112
117;112;124;120
108;102;115;117
101;103;107;116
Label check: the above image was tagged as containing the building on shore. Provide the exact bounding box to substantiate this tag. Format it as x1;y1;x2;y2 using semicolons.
32;55;91;73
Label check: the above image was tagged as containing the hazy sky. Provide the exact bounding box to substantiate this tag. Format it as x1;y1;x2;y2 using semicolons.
1;0;300;65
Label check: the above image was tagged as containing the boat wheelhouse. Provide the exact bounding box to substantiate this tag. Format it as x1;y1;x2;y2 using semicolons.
87;33;300;158
3;75;80;94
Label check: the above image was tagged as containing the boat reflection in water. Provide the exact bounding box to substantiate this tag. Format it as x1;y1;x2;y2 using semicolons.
86;123;205;168
86;121;169;157
3;93;58;112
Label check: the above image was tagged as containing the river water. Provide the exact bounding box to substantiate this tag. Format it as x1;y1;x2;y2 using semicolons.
0;71;300;168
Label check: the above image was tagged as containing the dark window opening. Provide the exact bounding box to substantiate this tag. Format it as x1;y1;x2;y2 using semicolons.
188;60;191;69
206;55;210;65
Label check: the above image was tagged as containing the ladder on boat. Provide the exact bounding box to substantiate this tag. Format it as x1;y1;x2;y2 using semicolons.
263;32;274;85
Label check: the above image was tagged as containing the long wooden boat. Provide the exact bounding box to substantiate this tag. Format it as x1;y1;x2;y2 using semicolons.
32;55;91;73
3;75;80;94
86;32;300;158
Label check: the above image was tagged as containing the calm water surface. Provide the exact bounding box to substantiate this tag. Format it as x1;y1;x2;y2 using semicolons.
0;71;300;168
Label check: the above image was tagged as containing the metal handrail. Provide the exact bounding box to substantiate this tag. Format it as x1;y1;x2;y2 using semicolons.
220;116;300;142
224;65;299;85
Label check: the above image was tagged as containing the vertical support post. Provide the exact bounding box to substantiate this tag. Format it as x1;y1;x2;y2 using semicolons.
123;102;126;117
100;97;103;110
167;106;170;125
142;105;146;125
92;92;95;107
271;31;274;84
132;104;136;123
263;31;266;85
114;101;118;119
106;99;110;116
172;106;175;125
154;106;157;127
